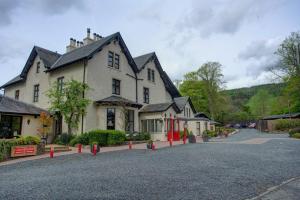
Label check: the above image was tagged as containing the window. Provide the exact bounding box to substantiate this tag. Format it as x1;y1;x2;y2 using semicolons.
57;77;64;93
151;70;155;82
147;69;151;81
107;108;115;130
108;51;114;67
112;79;120;95
33;84;39;102
0;115;22;138
125;110;134;132
36;62;40;73
143;87;149;103
140;119;162;133
196;122;201;135
15;90;19;100
141;120;147;132
114;54;120;69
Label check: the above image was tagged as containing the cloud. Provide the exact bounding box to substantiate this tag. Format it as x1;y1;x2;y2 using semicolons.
0;0;85;26
238;38;282;77
176;0;283;37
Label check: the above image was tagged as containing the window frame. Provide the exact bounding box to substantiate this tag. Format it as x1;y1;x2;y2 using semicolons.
125;109;134;132
108;51;114;67
57;77;64;93
106;108;116;130
36;61;40;73
112;79;121;95
147;68;151;81
33;84;39;102
114;53;120;69
143;87;149;104
151;69;155;82
15;90;19;100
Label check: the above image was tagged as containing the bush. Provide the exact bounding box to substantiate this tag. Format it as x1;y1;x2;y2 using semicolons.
54;133;75;145
126;132;150;141
275;119;300;131
88;130;109;146
204;130;217;137
292;133;300;139
0;136;42;161
289;127;300;137
107;131;126;145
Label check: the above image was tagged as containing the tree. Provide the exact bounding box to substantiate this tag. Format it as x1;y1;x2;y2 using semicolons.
47;79;91;135
179;62;225;120
247;89;274;118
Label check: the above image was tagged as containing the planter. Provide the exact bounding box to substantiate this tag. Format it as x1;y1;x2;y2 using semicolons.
146;144;152;149
90;144;100;153
11;145;37;157
188;135;196;143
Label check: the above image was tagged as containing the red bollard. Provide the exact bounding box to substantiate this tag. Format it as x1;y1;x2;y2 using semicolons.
93;144;97;156
129;141;132;150
169;139;173;147
50;146;54;158
152;144;156;151
183;136;186;144
78;144;82;153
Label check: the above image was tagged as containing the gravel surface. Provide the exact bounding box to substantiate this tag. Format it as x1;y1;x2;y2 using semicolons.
1;129;300;200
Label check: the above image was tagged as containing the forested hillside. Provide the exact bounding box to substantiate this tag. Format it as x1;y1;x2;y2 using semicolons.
223;83;285;108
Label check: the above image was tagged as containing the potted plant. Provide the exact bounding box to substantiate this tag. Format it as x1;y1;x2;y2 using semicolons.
146;140;153;149
90;142;100;153
202;131;209;142
188;131;196;143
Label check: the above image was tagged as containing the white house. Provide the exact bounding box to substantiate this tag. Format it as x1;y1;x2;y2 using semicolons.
0;28;214;141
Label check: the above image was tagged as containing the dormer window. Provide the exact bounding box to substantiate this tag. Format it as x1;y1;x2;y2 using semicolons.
147;69;151;81
114;54;120;69
151;70;155;82
147;68;155;82
36;61;40;73
108;51;114;67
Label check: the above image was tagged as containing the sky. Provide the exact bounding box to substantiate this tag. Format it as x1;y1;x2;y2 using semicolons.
0;0;299;90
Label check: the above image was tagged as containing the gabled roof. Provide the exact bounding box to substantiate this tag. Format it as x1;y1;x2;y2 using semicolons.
195;112;210;120
262;112;300;120
134;52;181;98
95;95;142;108
48;32;138;73
173;96;197;113
0;95;48;115
133;52;155;71
1;46;60;88
139;102;180;113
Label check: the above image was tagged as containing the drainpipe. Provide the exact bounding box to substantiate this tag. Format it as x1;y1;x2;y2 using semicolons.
81;59;87;134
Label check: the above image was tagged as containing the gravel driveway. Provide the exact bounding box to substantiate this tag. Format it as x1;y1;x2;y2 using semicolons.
1;129;299;200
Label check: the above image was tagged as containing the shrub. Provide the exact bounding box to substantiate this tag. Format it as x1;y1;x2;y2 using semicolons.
24;135;41;145
289;127;300;137
292;133;300;139
107;131;126;145
88;130;108;146
126;132;150;141
275;119;300;131
54;133;75;145
204;130;217;137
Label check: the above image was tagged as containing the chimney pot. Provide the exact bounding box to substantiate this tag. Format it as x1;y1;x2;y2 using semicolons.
87;28;91;38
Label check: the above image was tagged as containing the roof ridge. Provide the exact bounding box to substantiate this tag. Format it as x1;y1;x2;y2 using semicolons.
133;52;155;59
34;45;61;56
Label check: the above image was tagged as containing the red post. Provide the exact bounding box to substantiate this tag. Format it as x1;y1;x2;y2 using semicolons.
78;144;82;153
93;144;97;156
183;126;187;144
50;146;54;158
152;143;155;151
129;141;132;150
170;113;174;142
169;138;173;147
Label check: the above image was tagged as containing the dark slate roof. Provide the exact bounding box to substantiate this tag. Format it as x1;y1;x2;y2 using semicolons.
35;46;61;68
0;95;48;115
139;102;180;113
0;75;24;88
262;113;300;120
133;52;155;71
195;112;210;120
1;46;60;88
49;32;138;73
134;52;181;98
95;95;142;108
173;96;197;113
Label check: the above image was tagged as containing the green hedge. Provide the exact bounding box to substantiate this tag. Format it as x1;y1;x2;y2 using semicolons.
0;136;41;162
69;130;126;147
54;133;75;145
292;133;300;139
203;130;217;137
275;119;300;131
